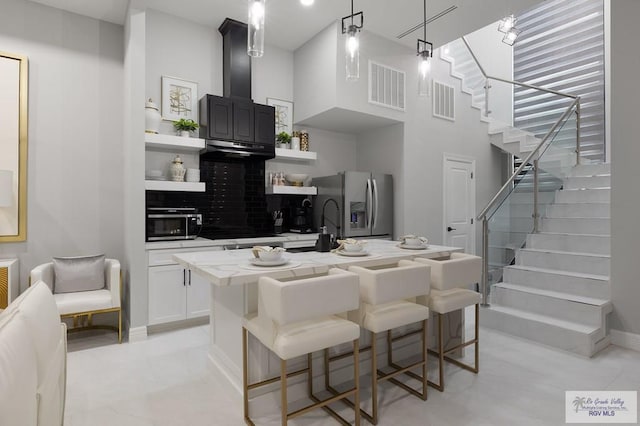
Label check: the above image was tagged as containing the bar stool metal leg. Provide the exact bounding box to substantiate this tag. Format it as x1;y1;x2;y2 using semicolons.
281;359;287;426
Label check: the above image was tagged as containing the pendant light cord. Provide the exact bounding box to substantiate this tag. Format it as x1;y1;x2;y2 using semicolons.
423;0;427;41
351;0;354;25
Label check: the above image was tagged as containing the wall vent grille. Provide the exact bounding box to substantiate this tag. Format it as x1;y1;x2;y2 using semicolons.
369;61;405;111
433;80;455;121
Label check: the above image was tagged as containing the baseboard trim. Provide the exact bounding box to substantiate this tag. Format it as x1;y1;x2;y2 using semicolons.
610;329;640;352
128;326;148;342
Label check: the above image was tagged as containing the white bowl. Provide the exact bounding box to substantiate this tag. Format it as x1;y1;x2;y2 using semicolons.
405;237;427;246
257;250;284;261
342;243;364;252
285;174;309;184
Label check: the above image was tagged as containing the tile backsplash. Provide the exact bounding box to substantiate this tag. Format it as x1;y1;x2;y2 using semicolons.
146;158;273;239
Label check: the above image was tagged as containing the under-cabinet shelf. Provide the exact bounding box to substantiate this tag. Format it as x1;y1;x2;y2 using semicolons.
145;133;205;151
274;148;317;161
266;185;317;195
145;180;206;192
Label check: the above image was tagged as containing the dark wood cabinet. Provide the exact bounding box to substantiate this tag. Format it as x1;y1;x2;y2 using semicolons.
254;104;275;146
232;99;254;142
200;95;233;140
199;95;274;146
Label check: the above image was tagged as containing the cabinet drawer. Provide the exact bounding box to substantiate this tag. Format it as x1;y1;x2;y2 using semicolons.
148;246;222;266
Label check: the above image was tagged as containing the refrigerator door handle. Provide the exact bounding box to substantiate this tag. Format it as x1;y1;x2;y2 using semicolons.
372;178;379;229
366;178;373;229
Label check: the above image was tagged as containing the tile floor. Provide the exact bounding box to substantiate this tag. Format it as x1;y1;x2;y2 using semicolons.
64;320;640;426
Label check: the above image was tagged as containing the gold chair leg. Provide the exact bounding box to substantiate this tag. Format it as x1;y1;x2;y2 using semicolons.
281;359;288;426
422;319;428;400
242;327;251;426
371;331;378;425
118;309;122;343
307;353;313;397
353;338;361;426
428;313;445;392
475;303;480;373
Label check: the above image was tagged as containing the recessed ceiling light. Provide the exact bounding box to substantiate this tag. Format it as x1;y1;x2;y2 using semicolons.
300;0;314;6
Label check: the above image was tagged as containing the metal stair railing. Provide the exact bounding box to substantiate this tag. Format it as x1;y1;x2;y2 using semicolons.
457;37;582;306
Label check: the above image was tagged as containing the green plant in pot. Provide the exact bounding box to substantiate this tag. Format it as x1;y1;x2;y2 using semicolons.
173;119;199;137
276;131;291;148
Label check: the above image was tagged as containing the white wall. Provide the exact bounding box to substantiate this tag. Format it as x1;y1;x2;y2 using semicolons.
610;0;640;336
293;22;337;123
464;21;514;126
0;0;125;291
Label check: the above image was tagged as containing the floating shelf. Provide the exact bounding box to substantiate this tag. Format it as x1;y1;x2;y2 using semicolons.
145;133;205;151
266;186;317;195
274;148;317;161
145;180;206;192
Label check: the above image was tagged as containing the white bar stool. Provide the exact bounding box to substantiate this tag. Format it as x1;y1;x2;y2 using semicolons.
413;253;482;392
242;268;361;426
327;260;431;425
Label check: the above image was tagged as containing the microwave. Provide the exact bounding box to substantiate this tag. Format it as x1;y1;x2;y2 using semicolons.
146;208;202;241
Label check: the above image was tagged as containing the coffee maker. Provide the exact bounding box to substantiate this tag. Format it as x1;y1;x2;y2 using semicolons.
289;198;314;233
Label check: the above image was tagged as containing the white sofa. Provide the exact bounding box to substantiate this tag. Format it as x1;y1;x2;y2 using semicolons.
31;258;122;342
0;281;67;426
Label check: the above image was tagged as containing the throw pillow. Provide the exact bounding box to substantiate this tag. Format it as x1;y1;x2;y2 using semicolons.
52;254;105;294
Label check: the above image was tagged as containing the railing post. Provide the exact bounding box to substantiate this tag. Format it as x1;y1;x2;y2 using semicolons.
484;78;491;118
575;99;581;165
533;159;539;233
481;218;490;307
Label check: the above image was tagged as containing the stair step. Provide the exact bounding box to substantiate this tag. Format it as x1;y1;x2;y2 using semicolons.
564;175;611;190
516;248;610;275
526;232;610;254
506;191;556;204
555;188;610;203
570;163;611;177
491;283;611;328
503;265;610;299
540;217;610;235
480;305;606;357
545;203;610;218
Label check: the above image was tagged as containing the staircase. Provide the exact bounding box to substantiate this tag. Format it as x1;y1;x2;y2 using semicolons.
482;163;611;357
440;40;611;357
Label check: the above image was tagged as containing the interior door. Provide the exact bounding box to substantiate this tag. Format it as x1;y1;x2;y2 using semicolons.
443;155;476;253
343;172;372;238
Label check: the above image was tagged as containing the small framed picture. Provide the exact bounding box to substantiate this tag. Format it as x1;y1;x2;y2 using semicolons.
267;98;294;134
161;76;198;122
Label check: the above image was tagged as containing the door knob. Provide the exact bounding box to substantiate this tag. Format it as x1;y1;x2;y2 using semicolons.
447;226;456;232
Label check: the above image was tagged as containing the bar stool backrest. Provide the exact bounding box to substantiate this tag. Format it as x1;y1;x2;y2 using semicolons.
414;253;482;291
258;268;360;326
348;260;430;305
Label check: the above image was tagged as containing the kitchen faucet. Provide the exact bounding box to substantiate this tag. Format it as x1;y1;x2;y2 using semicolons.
321;198;341;240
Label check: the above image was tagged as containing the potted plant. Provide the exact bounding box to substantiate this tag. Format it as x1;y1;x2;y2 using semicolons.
276;131;291;148
173;119;199;138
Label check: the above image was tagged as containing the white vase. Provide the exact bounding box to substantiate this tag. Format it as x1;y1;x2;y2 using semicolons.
291;136;300;150
179;130;190;138
145;99;161;134
170;155;186;182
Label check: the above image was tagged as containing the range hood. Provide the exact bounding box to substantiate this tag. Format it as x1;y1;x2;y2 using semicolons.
200;18;275;160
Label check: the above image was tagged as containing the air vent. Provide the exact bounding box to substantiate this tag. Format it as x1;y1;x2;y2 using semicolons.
433;80;455;121
369;61;405;111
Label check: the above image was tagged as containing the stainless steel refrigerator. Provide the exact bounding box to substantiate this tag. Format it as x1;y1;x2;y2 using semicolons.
312;172;393;239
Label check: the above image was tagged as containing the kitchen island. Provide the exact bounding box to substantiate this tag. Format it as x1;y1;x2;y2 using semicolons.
173;240;465;394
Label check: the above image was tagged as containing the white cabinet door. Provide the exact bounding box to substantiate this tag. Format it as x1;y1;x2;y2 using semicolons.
186;269;210;319
148;265;187;325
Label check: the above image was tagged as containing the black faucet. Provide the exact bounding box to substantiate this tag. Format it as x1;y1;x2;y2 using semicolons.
321;198;341;242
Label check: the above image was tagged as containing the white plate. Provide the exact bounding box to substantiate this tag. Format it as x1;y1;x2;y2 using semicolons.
249;257;289;267
334;250;369;257
397;243;429;250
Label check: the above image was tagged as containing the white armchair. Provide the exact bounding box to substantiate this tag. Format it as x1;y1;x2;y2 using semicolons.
30;258;122;343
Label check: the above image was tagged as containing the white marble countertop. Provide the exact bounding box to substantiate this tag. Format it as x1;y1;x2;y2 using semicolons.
145;233;319;250
173;240;462;287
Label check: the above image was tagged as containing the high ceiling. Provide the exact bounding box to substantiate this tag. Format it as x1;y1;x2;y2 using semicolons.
27;0;541;51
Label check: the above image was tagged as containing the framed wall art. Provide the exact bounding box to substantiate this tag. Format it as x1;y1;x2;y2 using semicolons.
267;98;293;135
161;76;198;121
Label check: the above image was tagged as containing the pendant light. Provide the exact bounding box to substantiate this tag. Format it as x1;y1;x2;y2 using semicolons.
417;0;433;96
341;0;363;81
248;0;265;57
498;14;521;46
